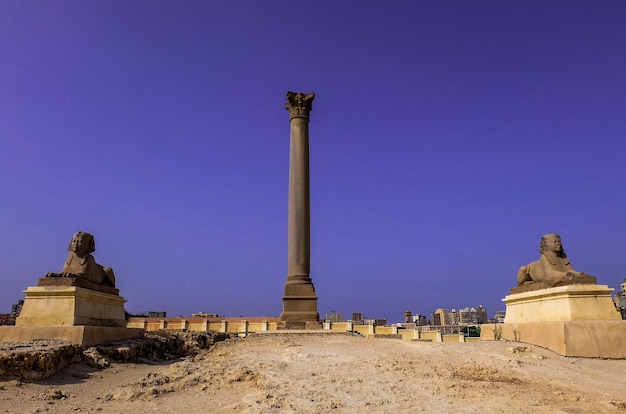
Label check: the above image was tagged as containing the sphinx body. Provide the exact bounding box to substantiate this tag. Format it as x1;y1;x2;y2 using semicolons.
517;233;587;286
46;231;116;287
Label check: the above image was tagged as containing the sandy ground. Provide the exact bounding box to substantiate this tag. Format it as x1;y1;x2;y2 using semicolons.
1;333;625;414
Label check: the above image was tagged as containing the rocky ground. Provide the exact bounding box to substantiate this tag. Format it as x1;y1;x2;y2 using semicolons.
1;333;625;413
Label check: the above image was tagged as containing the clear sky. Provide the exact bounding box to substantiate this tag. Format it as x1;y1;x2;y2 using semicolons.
1;1;625;322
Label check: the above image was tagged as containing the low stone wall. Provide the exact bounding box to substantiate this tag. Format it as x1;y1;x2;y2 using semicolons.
353;325;374;336
416;330;442;342
127;318;279;336
400;329;418;340
374;326;398;335
128;319;484;345
442;334;465;343
0;326;144;346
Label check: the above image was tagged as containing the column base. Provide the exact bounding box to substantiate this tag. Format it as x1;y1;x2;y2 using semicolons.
276;320;323;330
280;280;319;328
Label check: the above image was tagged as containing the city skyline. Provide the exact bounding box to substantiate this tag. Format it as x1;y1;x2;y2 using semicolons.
1;2;625;319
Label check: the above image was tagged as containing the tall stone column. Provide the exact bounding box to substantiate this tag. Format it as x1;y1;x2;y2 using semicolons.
280;91;320;329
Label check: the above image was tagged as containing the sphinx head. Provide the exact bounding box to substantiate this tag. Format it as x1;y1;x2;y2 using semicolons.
539;233;564;255
67;231;96;257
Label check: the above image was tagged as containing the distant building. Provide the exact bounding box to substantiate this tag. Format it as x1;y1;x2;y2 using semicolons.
476;306;488;324
394;322;417;329
433;306;487;326
8;300;24;325
457;308;471;324
450;309;459;325
403;310;412;323
615;278;626;320
432;310;442;325
432;308;454;326
352;312;363;322
147;311;167;318
412;314;429;326
363;318;387;326
493;311;506;323
0;314;11;326
457;306;488;324
325;311;343;322
618;296;626;320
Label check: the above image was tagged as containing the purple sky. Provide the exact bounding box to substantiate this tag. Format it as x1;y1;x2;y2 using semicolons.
1;1;625;322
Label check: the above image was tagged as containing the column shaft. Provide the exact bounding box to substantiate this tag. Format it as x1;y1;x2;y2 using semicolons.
287;116;310;282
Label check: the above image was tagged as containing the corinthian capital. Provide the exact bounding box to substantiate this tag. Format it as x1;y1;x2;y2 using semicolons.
286;91;315;119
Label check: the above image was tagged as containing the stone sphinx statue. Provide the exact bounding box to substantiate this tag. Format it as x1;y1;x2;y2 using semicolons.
45;231;116;287
516;233;595;289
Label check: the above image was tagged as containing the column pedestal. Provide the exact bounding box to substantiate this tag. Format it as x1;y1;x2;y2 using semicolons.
281;283;320;329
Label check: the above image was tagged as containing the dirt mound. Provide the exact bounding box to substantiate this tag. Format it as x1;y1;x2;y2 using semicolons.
0;331;228;380
0;340;83;381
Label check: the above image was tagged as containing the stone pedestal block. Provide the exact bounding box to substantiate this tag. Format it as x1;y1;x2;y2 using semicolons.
503;284;621;323
480;321;626;358
481;283;625;358
0;326;144;346
280;283;319;328
16;286;127;327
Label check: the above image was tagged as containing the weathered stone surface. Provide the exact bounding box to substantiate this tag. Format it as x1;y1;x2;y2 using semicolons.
285;91;314;119
510;273;596;294
37;275;119;295
16;286;127;327
86;331;228;363
516;233;593;286
0;326;144;345
481;321;626;358
45;231;116;288
0;332;228;381
0;340;82;380
503;284;621;323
